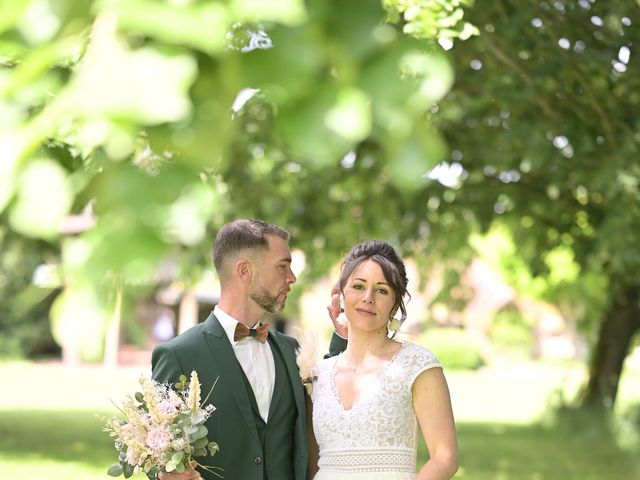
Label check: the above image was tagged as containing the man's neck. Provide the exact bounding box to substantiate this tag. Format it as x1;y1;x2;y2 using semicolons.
217;295;263;329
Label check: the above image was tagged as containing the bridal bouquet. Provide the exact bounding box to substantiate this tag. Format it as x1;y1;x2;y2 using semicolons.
102;371;221;478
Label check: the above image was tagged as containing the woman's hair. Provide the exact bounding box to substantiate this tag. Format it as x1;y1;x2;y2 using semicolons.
338;240;410;323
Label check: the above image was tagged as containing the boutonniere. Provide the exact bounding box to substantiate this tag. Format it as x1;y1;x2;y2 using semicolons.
295;330;320;396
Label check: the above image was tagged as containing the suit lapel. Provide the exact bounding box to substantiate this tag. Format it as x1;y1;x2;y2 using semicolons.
201;313;258;434
266;335;284;416
269;331;305;419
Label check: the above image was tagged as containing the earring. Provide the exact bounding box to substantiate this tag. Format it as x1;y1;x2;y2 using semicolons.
388;314;402;332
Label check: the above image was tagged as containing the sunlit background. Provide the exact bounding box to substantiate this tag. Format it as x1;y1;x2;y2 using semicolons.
1;0;639;479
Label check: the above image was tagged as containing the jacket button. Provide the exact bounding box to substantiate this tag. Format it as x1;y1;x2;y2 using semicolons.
254;456;262;465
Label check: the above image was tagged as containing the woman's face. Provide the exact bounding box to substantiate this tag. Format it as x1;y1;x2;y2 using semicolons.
342;259;396;333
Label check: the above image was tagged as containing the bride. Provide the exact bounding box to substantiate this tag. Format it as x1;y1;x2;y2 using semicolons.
309;240;458;480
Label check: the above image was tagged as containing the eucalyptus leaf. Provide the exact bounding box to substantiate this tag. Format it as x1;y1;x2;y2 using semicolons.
123;462;134;478
107;463;123;476
189;424;208;441
192;437;208;449
171;451;185;463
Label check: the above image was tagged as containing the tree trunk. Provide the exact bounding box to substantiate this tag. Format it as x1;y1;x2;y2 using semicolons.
583;286;640;408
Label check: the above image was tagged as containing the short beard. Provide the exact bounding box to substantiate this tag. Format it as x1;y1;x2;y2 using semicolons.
250;286;284;314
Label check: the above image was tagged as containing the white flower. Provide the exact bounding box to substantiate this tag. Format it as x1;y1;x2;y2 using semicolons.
295;329;320;395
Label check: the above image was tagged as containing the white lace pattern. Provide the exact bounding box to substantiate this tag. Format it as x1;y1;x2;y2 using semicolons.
311;342;441;476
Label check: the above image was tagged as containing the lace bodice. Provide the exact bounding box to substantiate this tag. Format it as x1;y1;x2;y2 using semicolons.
311;342;441;474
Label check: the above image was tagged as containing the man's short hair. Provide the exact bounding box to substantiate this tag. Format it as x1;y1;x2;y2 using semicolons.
212;219;290;277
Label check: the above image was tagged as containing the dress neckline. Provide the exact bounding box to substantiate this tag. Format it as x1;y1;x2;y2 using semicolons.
330;340;408;412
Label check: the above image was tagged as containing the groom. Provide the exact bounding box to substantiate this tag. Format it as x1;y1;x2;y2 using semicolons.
152;219;345;480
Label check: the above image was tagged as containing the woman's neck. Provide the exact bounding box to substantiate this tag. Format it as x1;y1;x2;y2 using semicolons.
345;328;394;364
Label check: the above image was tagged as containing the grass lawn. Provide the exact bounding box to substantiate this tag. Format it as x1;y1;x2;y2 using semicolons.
0;409;115;480
1;360;638;479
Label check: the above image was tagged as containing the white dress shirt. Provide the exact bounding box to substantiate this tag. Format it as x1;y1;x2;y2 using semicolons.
214;306;275;422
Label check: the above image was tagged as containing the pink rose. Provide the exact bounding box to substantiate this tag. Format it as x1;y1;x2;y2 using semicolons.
146;426;172;452
157;400;178;415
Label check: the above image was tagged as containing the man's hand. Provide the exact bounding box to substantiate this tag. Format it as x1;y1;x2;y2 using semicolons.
327;283;348;339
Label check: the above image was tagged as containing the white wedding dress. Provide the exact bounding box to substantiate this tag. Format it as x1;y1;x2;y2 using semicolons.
311;341;442;480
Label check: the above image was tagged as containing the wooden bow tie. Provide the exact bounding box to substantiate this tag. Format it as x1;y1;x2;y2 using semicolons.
234;323;270;343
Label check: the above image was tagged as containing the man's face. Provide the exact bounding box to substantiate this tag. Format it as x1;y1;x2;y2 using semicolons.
249;235;297;313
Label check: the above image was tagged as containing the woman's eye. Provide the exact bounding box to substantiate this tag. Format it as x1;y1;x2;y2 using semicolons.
377;288;389;295
353;284;364;290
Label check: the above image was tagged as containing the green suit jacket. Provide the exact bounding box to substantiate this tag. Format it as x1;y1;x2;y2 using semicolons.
151;312;309;480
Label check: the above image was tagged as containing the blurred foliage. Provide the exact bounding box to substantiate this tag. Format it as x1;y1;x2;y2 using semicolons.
0;225;60;358
420;327;485;370
0;0;475;357
491;307;534;359
1;0;639;408
436;0;640;296
433;0;640;407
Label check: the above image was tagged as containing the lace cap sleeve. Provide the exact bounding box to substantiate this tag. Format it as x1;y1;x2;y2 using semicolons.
405;343;442;387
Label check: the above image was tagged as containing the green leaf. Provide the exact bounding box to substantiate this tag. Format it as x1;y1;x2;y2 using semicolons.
208;442;220;456
238;25;324;103
107;463;123;476
398;49;454;106
276;86;351;167
230;0;307;25
171;451;185;464
122;462;134;478
324;87;372;143
8;158;72;240
192;437;208;449
102;0;230;55
0;0;30;35
387;126;447;191
0;134;18;214
67;42;197;126
189;424;208;441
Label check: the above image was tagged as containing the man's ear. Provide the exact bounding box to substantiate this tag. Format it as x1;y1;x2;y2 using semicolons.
235;257;253;283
